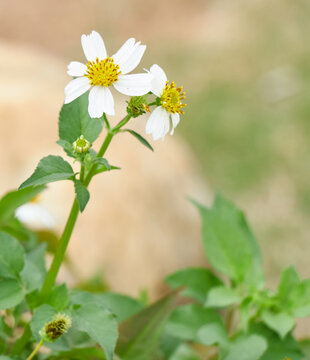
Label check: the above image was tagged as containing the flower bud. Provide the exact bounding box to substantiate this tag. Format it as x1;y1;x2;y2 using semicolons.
127;95;150;118
73;135;91;153
40;313;72;342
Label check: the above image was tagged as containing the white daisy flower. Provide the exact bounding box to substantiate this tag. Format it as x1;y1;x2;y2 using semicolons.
64;31;153;118
146;64;186;141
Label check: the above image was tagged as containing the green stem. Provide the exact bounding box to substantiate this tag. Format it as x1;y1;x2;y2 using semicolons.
26;339;44;360
112;114;131;133
39;198;80;301
80;163;85;182
83;131;114;186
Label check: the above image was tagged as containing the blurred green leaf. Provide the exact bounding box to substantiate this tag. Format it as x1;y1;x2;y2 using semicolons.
278;266;300;305
197;322;229;347
169;344;201;360
205;286;241;308
0;279;24;310
45;284;69;311
192;194;264;287
0;186;45;225
116;291;178;360
19;156;74;189
221;334;267;360
48;347;107;360
74;179;90;212
59;92;103;143
249;323;303;360
289;278;310;317
73;303;118;360
0;232;25;279
70;290;144;322
165;267;222;303
122;129;154;152
261;310;294;339
166;304;222;342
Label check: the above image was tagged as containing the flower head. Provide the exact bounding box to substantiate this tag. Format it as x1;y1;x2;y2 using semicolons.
65;31;153;118
73;135;91;153
40;313;72;342
146;65;186;140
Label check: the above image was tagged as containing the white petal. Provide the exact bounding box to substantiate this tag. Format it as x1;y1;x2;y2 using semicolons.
146;106;170;141
170;113;180;135
64;77;91;104
149;64;167;97
112;38;136;67
67;61;87;76
88;86;115;118
117;43;146;74
81;30;107;62
113;73;152;96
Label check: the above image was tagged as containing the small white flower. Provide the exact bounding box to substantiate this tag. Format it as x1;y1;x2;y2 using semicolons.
15;203;56;230
65;31;153;118
146;65;186;141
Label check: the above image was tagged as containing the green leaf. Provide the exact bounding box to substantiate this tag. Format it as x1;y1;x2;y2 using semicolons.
249;323;303;360
59;92;103;143
197;322;229;347
94;164;121;176
288;278;310;317
56;139;75;158
165;267;222;303
94;158;111;170
222;335;267;360
122;129;154;151
74;180;90;212
70;290;144;322
19;156;74;189
205;286;241;308
0;186;45;225
299;339;310;358
45;284;69;311
169;344;201;360
277;266;300;309
30;304;57;341
165;304;222;342
73;303;118;360
47;347;107;360
261;310;294;339
0;232;25;279
116;291;178;360
0;279;24;310
192;194;264;287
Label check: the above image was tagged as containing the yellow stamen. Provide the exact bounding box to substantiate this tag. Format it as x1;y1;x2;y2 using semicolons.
160;81;187;114
85;57;121;87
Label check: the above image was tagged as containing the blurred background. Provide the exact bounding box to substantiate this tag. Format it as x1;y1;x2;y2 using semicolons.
0;0;310;334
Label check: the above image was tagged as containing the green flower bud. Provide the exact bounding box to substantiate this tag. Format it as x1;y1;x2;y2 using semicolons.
127;95;150;118
73;135;91;153
40;313;72;342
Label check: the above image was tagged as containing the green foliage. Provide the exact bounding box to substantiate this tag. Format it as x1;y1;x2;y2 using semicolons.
0;232;25;279
169;344;201;360
116;291;178;360
122;129;154;151
74;179;90;212
192;194;264;288
165;304;222;343
0;279;24;310
19;156;74;189
205;286;241;308
165;267;222;303
58;92;103;144
73;304;118;360
0;186;45;225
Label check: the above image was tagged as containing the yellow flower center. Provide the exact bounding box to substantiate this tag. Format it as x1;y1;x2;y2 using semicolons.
160;81;187;114
85;57;121;87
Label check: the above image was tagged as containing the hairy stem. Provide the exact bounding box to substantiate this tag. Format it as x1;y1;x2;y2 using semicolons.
39;198;80;300
26;339;44;360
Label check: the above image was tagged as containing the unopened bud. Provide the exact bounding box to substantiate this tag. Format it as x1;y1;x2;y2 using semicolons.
73;135;91;153
40;313;72;342
127;95;149;118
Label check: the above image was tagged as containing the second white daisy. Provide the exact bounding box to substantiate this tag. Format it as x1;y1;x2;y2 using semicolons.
146;65;186;141
65;31;153;118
